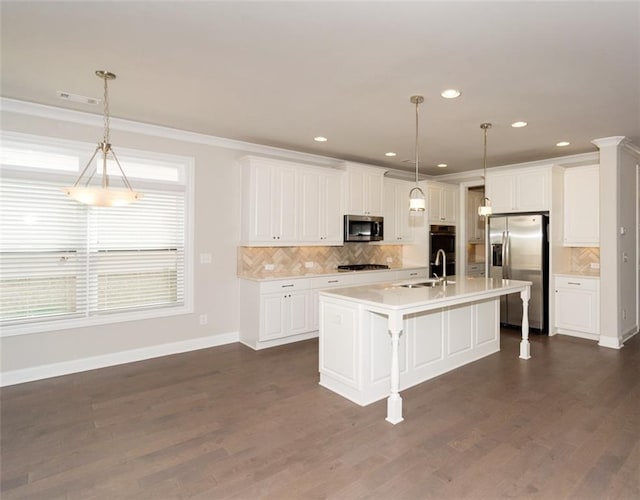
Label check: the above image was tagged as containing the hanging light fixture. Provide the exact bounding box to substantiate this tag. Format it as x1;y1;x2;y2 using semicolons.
478;122;493;216
62;70;142;207
408;95;425;211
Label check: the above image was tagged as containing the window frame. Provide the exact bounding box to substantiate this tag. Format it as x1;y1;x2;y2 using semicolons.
0;131;195;338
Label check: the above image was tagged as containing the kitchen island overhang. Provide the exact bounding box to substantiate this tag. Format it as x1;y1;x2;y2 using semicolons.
318;277;532;424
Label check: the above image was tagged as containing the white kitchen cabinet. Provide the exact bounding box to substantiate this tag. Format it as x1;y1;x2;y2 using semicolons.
240;278;313;349
383;179;416;243
486;166;551;213
240;267;429;349
344;164;386;216
299;169;343;244
563;165;599;247
467;190;485;242
241;156;343;246
554;275;600;339
427;182;458;224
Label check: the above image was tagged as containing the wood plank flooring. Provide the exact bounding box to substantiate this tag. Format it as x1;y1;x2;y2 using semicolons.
1;330;639;499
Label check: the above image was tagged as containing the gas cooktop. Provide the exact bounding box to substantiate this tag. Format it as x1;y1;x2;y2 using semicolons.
337;264;390;271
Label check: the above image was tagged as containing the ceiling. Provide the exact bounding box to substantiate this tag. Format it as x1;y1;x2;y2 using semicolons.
2;1;639;176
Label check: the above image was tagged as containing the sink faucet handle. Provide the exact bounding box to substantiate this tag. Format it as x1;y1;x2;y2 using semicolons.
433;272;439;280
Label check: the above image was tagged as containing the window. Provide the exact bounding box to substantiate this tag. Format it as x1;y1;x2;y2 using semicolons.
0;132;193;336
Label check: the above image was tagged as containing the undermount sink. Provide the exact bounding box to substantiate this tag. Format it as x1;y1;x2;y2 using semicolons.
397;279;456;288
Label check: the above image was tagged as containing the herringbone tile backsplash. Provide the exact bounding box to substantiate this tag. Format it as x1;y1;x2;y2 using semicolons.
570;247;600;273
238;244;403;277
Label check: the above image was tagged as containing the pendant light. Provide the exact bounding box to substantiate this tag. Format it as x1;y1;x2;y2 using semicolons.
478;122;492;216
408;95;426;211
62;70;142;207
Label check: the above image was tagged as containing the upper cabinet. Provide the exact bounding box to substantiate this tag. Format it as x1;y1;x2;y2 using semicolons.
383;179;418;243
427;181;458;224
344;163;386;216
241;156;343;246
563;165;599;247
486;166;551;213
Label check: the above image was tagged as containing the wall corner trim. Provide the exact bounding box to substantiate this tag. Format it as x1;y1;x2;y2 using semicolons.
0;332;239;387
597;335;624;350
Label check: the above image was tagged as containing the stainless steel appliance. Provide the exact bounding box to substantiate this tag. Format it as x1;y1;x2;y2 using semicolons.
430;225;456;277
344;215;384;242
337;264;390;271
489;213;549;332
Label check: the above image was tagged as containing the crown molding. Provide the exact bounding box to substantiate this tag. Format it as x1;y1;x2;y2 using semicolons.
591;136;626;149
0;97;345;168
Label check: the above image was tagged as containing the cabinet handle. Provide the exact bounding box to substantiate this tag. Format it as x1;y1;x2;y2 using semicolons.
327;280;339;283
281;284;294;288
410;272;417;276
567;282;581;286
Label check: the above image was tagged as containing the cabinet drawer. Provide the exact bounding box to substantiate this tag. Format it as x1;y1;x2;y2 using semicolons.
260;278;311;294
395;268;429;281
310;275;355;289
555;276;599;291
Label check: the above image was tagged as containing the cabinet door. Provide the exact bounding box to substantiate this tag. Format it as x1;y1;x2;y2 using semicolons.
286;291;310;336
321;173;344;243
486;174;514;213
382;181;399;242
441;187;458;223
396;183;414;242
427;185;442;222
299;170;322;241
261;293;285;340
345;169;366;215
554;287;598;334
516;169;550;211
250;164;276;241
564;166;599;246
274;167;298;241
366;172;384;216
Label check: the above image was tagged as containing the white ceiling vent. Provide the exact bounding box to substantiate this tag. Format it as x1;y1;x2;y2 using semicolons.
56;90;100;105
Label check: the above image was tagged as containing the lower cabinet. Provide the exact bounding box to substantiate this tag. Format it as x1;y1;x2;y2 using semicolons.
240;268;428;349
554;275;600;340
467;263;486;277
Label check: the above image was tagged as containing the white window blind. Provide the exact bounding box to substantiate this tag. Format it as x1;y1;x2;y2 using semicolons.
0;133;192;335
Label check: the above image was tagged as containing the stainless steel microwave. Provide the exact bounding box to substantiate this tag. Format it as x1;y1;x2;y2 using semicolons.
344;215;384;242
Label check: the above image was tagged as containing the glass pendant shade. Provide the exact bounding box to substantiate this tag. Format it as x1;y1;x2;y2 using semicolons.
63;70;142;207
409;186;426;211
478;197;492;216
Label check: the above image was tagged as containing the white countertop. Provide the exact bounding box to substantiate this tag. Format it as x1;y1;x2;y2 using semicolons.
319;276;532;311
554;271;600;278
239;266;427;282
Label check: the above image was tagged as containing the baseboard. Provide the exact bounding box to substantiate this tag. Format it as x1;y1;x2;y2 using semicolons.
556;329;599;342
598;335;624;350
0;331;239;387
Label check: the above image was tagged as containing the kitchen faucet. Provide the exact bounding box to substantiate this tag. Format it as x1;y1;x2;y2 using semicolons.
434;249;447;285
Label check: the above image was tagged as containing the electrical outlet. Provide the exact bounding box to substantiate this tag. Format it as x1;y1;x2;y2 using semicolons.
199;314;208;325
590;263;600;269
264;264;275;271
200;253;212;264
305;261;314;268
386;257;393;263
622;309;627;320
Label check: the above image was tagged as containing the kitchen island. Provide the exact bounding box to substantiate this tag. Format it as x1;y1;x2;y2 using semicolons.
318;276;532;424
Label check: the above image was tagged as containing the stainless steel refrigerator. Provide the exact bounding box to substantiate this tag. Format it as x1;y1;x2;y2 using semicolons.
488;213;549;332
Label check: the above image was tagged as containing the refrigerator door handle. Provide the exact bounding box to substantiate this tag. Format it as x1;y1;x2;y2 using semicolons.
501;231;507;278
504;231;510;279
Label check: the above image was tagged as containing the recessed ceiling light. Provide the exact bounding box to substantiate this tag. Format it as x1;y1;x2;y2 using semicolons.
437;163;448;168
511;121;527;128
441;89;461;99
314;136;328;142
556;141;570;147
385;152;397;157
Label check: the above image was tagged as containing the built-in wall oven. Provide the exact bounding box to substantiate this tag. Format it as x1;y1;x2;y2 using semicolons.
430;225;456;277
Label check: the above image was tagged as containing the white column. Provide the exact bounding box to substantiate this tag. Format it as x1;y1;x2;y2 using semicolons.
385;312;404;424
519;286;531;360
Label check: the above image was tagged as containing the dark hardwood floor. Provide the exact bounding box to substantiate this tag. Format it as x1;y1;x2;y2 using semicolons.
2;329;639;499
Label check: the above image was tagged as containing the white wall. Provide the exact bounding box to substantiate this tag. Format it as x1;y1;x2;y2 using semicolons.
0;108;245;379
